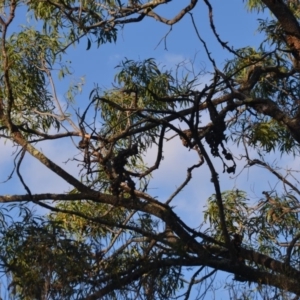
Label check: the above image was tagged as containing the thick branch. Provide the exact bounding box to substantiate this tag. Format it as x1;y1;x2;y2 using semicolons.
242;96;300;143
11;131;92;193
261;0;300;65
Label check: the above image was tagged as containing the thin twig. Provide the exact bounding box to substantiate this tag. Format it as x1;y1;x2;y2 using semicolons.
166;156;204;204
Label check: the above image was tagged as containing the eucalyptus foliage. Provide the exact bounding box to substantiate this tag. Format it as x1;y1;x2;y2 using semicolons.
1;0;300;299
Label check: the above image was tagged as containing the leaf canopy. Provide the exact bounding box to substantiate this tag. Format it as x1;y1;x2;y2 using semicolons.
2;0;300;299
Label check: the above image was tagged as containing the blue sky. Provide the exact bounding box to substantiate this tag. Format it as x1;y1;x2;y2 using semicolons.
1;0;268;205
1;0;293;298
2;0;265;187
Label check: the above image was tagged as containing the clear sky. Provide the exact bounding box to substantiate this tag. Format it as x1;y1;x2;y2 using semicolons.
1;1;290;298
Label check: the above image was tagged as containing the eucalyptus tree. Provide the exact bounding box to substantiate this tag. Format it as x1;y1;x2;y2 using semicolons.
1;0;300;299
